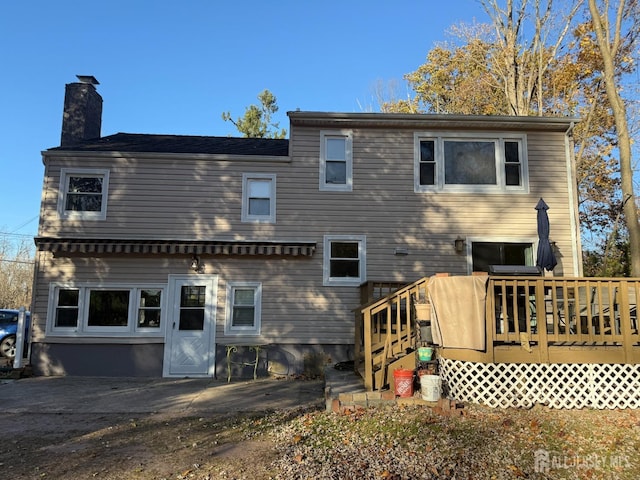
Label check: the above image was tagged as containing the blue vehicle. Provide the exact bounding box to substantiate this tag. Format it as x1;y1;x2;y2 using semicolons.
0;309;30;359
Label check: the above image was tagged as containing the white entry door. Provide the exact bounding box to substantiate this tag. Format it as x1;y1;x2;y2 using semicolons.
164;275;217;377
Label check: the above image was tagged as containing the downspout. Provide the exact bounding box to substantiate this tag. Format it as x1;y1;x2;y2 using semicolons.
564;121;583;276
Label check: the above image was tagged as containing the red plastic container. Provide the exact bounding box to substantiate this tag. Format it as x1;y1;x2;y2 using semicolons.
393;369;414;397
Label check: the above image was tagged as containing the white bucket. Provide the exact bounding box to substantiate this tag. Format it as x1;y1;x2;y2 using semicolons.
420;374;441;401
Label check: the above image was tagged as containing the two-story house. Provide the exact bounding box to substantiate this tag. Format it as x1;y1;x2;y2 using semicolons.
30;77;581;378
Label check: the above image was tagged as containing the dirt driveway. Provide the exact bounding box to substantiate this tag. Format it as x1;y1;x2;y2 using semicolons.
0;375;325;479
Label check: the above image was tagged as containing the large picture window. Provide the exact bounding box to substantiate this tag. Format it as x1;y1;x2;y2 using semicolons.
47;284;165;336
415;133;527;193
323;235;366;286
320;130;353;191
58;168;110;220
225;282;262;335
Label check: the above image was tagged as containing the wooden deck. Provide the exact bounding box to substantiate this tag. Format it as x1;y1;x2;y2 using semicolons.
356;276;640;391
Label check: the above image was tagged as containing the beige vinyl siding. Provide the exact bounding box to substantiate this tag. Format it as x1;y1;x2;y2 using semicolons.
31;252;354;345
36;118;579;350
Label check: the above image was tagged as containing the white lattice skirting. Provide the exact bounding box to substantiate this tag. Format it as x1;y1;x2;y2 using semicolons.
439;358;640;409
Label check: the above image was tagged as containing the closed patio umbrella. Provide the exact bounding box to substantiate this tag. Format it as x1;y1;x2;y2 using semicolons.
535;198;557;271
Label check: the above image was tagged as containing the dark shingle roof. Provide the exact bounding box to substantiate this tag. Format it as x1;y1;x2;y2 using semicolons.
48;133;289;156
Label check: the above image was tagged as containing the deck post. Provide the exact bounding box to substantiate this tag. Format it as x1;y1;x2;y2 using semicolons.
618;281;634;363
484;276;495;363
362;308;373;391
535;279;550;363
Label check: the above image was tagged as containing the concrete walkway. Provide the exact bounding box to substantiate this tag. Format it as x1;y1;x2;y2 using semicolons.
0;366;367;415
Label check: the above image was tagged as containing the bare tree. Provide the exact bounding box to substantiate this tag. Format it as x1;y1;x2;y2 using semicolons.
481;0;583;115
0;235;34;309
587;0;640;276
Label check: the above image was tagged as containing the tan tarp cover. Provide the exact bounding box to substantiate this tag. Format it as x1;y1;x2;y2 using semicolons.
427;275;488;351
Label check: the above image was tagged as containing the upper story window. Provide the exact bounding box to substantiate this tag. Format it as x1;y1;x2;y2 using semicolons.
58;168;110;220
323;235;366;286
47;283;165;336
242;173;276;223
414;133;528;193
225;282;262;336
320;130;353;191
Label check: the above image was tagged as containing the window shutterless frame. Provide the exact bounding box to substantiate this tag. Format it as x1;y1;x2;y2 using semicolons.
46;283;166;337
58;168;110;220
323;235;366;286
241;173;276;223
414;132;528;194
224;282;262;336
319;130;353;192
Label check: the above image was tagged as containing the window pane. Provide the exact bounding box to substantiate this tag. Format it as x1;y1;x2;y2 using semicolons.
55;309;78;327
58;289;79;307
140;289;161;308
234;289;255;306
138;309;161;328
68;176;103;193
419;140;435;185
88;290;130;327
326;161;346;184
420;141;435;162
65;194;102;212
181;286;205;307
504;141;520;163
444;141;496;185
248;198;270;215
505;164;521;186
420;163;435;185
504;243;531;264
55;289;79;327
472;242;532;272
331;242;358;258
138;289;161;328
326;138;346;160
248;179;270;198
179;310;204;330
232;306;255;327
330;259;359;277
65;177;104;212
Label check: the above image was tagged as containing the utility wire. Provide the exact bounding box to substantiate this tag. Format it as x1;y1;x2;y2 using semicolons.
9;215;39;234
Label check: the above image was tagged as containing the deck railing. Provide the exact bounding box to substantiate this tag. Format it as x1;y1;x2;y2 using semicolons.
356;276;640;391
355;279;427;390
479;276;640;364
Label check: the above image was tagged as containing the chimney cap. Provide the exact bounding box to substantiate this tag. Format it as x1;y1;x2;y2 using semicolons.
76;75;99;85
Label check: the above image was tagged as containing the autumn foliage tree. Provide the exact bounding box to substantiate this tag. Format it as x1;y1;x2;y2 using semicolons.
385;0;639;276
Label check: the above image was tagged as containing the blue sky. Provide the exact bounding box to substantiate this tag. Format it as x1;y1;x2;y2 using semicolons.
0;0;487;242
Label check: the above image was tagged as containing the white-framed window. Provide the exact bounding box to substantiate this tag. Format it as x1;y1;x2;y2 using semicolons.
323;235;366;286
47;283;165;336
414;133;528;193
58;168;110;220
225;282;262;336
241;173;276;223
320;130;353;191
135;288;163;332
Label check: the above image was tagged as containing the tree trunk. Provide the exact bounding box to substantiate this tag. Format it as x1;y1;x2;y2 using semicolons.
588;0;640;276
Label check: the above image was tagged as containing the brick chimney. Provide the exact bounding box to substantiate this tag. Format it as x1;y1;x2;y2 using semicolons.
60;75;102;146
